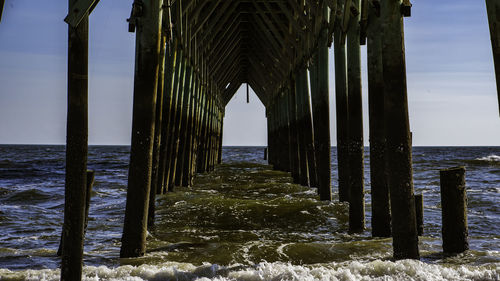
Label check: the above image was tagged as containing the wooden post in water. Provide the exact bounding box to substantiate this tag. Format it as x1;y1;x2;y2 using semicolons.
440;166;468;253
347;0;365;233
157;43;177;195
310;3;332;200
485;0;500;116
176;65;193;186
367;2;391;237
121;0;162;258
296;70;310;186
415;193;424;236
218;112;223;164
288;81;301;184
381;0;419;260
61;1;89;278
333;7;350;203
298;67;317;187
148;33;166;228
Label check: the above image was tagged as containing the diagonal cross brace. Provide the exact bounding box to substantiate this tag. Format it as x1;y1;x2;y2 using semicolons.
0;0;5;23
65;0;100;28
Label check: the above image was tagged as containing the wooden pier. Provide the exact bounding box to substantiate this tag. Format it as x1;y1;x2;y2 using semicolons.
2;0;500;279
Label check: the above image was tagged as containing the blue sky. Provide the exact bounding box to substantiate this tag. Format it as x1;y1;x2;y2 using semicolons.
0;0;499;146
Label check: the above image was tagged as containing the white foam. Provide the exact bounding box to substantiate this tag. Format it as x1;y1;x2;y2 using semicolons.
476;155;500;162
0;260;498;281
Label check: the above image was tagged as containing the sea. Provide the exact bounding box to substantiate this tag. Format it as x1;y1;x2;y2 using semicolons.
0;145;499;280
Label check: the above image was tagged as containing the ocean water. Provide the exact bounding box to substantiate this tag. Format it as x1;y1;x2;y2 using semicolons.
0;145;499;280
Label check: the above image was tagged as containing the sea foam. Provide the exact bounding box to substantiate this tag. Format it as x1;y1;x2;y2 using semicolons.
0;260;498;281
476;155;500;162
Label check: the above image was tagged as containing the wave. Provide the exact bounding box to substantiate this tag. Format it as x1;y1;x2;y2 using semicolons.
0;260;498;281
476;155;500;162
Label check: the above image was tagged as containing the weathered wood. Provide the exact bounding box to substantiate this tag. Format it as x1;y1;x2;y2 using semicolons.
288;82;301;184
367;4;391;238
64;0;100;28
333;10;350;203
218;113;223;164
415;193;423;236
297;67;317;187
347;0;365;233
485;0;500;116
381;0;419;260
175;64;193;186
121;0;162;258
0;0;4;23
440;167;468;253
61;3;88;278
310;3;331;201
148;34;167;228
157;43;176;195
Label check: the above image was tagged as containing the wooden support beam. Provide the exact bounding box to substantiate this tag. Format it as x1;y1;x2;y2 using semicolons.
121;0;162;258
295;70;310;187
333;19;349;203
299;68;318;188
485;0;500;116
0;0;5;23
288;80;301;184
190;0;224;40
367;5;391;237
310;3;332;200
65;0;100;28
61;1;88;278
347;0;365;233
381;0;419;260
148;34;167;228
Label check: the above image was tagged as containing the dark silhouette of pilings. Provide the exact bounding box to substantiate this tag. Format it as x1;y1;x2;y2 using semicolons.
367;3;391;238
333;13;350;203
381;0;419;260
347;0;365;233
485;0;500;116
440;167;468;253
120;0;162;258
310;3;332;200
61;1;89;278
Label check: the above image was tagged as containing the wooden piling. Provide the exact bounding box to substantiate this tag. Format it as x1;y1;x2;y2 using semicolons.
175;64;193;186
157;43;177;195
415;194;423;236
58;170;93;257
333;12;350;203
367;3;391;237
288;82;301;184
298;68;317;187
347;0;365;233
218;113;223;164
485;0;500;116
310;3;332;200
381;0;419;260
120;0;162;258
440;166;468;253
295;70;310;187
61;2;88;278
148;33;166;228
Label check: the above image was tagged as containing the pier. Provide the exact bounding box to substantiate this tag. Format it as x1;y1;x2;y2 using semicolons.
1;0;499;280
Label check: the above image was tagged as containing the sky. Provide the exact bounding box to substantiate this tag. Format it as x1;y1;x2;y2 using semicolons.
0;0;499;146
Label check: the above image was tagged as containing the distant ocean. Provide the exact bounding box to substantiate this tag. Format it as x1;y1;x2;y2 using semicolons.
0;145;499;280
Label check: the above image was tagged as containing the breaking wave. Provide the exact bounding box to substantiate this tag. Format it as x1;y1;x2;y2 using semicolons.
0;260;498;281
